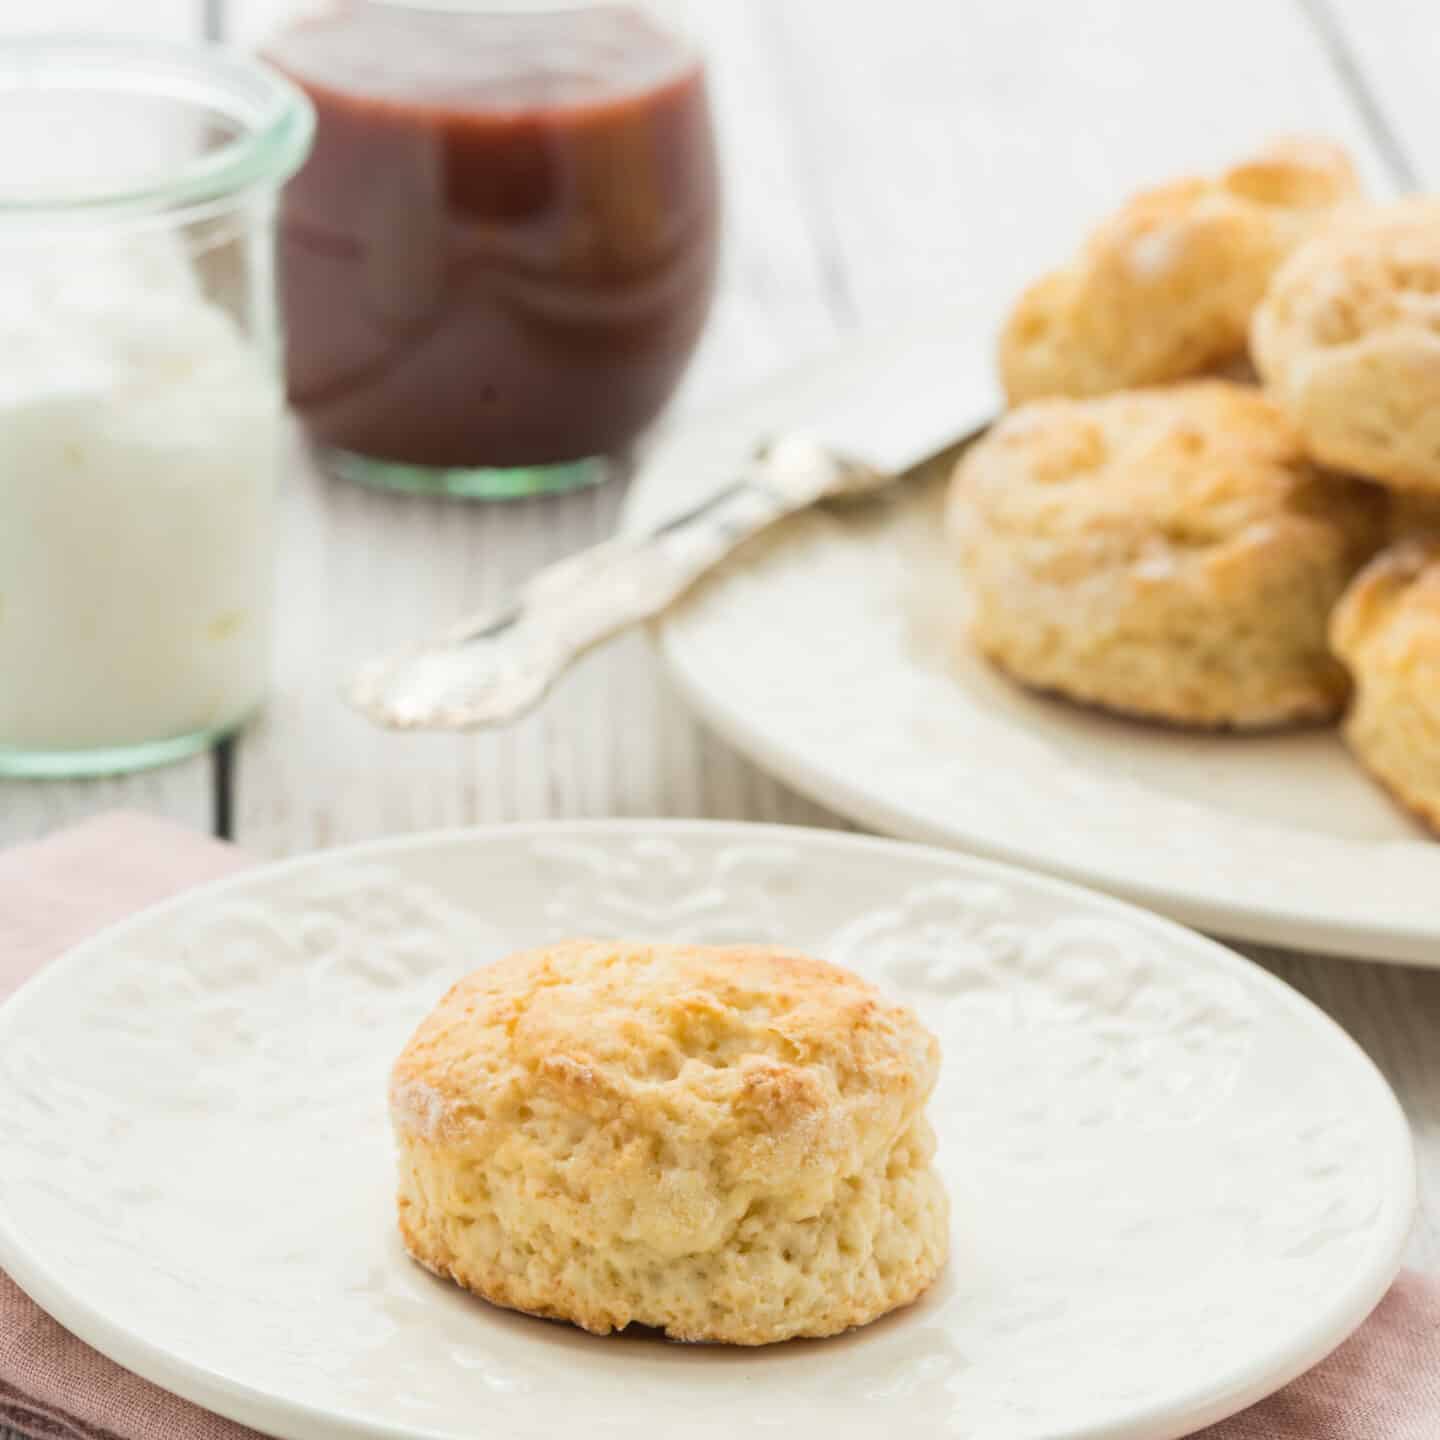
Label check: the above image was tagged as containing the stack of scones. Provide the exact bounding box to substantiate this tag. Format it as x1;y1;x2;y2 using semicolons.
951;138;1440;830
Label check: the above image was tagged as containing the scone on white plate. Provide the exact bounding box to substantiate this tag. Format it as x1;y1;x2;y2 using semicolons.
1331;540;1440;833
948;381;1385;728
1000;136;1361;404
1253;197;1440;495
390;940;949;1345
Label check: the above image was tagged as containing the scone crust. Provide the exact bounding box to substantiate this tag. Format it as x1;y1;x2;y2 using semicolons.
1252;197;1440;494
1331;540;1440;833
390;940;949;1345
1386;492;1440;545
949;381;1386;728
1000;136;1360;403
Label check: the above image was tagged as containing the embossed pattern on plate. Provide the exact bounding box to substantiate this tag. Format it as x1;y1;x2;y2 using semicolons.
624;320;1440;966
0;823;1415;1440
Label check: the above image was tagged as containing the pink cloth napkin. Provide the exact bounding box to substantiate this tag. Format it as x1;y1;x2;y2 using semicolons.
0;814;1437;1440
0;814;261;1440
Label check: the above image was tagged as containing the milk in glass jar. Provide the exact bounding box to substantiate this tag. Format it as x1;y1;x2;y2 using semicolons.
0;40;313;776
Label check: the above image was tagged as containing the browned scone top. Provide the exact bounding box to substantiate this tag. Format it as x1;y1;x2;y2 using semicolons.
390;940;949;1345
999;135;1361;404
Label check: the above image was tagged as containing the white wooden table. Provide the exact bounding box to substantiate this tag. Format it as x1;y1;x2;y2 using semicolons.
4;4;1439;1415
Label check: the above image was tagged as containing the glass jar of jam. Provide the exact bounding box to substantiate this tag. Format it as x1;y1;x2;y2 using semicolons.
264;0;720;499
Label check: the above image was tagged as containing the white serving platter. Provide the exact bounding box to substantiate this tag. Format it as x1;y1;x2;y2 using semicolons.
627;323;1440;965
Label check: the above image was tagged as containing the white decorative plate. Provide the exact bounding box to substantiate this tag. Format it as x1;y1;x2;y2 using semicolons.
625;322;1440;965
0;822;1413;1440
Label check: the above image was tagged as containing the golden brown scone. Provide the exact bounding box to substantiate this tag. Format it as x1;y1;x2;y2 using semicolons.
1253;198;1440;495
948;381;1386;728
1000;137;1361;403
1331;541;1440;833
390;940;948;1345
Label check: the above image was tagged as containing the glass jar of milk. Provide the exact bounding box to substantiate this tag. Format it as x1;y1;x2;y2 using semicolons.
0;40;313;776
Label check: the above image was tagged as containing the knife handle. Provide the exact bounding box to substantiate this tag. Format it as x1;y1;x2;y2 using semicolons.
349;436;877;732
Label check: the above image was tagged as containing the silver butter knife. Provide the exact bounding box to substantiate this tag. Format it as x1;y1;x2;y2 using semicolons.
348;338;999;732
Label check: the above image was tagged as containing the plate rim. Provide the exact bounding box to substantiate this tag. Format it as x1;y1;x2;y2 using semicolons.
624;323;1440;967
0;818;1418;1440
653;632;1440;966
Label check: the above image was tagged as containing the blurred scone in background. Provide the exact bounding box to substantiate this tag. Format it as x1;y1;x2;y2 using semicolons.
949;381;1386;728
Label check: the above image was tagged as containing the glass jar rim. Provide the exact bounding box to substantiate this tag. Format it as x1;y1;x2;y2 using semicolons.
0;37;314;220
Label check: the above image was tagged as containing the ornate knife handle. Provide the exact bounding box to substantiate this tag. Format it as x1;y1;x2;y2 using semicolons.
348;436;884;732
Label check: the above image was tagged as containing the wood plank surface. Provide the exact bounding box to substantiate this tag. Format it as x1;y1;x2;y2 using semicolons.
1305;0;1425;188
1;0;197;36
